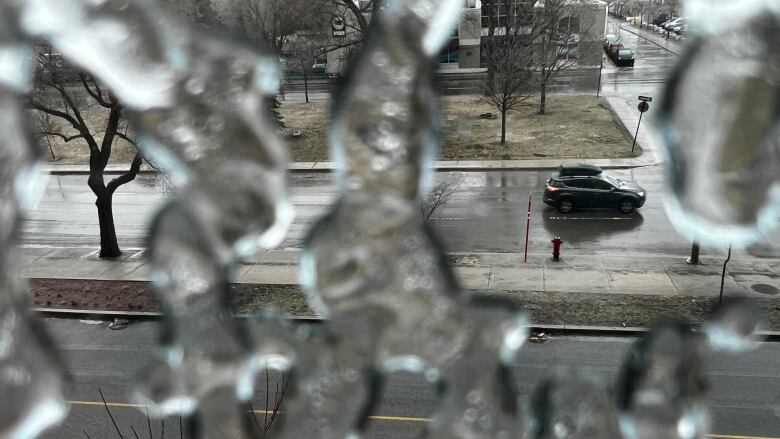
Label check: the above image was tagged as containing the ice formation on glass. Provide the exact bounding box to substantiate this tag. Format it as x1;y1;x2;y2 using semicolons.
250;312;373;439
0;0;774;437
656;0;780;245
301;0;470;377
0;2;67;437
301;1;535;437
426;298;529;439
11;0;291;423
616;322;710;439
129;23;292;422
17;0;185;110
704;297;766;352
529;370;616;439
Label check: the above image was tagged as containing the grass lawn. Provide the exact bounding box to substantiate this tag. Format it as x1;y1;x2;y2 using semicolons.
42;94;638;164
281;94;639;162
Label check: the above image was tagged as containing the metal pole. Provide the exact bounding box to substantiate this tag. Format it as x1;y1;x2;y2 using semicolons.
596;58;603;98
524;193;531;263
631;110;643;153
719;245;732;304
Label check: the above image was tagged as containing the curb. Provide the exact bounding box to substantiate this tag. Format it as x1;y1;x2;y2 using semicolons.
32;307;322;322
44;162;657;175
33;308;780;341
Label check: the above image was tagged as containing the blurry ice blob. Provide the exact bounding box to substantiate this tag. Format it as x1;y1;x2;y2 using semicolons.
616;322;710;439
656;4;780;246
529;370;616;439
704;298;765;352
0;4;67;437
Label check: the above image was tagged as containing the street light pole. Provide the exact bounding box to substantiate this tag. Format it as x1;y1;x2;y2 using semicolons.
597;58;603;98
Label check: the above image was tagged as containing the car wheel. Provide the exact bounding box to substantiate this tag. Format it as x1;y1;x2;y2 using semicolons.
619;199;635;214
558;198;574;213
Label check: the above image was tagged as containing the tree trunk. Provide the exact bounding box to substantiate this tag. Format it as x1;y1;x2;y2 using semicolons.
96;193;121;258
540;76;547;114
500;109;507;144
687;241;700;265
303;69;309;103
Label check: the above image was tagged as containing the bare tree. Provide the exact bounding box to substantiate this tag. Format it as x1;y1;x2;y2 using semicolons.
422;176;462;221
286;36;324;104
28;45;142;258
656;0;681;16
482;0;537;144
31;111;57;160
534;0;591;114
243;0;325;55
333;0;381;35
322;0;383;60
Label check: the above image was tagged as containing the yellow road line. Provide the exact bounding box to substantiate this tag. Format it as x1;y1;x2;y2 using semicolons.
68;400;777;437
708;435;780;439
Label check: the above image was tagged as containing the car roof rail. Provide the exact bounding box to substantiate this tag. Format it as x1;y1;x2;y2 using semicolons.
558;163;603;176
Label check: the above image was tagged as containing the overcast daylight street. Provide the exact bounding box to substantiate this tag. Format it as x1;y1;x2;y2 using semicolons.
4;1;780;438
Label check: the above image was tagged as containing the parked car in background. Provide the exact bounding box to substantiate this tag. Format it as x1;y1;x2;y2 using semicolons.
615;47;635;66
653;14;670;26
672;19;688;34
607;43;635;67
544;164;647;214
663;17;683;30
604;34;620;50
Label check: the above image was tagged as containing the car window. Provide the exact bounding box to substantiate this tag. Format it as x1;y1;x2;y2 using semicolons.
602;174;620;186
564;179;593;189
591;179;614;190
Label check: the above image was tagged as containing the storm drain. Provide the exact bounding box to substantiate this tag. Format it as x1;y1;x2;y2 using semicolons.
447;255;481;266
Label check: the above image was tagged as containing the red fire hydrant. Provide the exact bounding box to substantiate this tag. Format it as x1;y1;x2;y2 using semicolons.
551;236;563;261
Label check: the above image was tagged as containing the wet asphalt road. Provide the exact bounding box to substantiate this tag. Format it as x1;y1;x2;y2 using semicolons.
23;167;780;259
41;318;780;439
600;19;680;99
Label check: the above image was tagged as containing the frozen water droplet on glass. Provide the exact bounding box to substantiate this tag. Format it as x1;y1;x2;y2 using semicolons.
19;0;187;109
656;5;780;246
427;298;529;439
704;298;765;352
616;323;710;439
529;370;616;439
304;0;471;382
0;4;67;437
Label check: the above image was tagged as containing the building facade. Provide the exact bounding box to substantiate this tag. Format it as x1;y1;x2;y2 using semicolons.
326;0;606;78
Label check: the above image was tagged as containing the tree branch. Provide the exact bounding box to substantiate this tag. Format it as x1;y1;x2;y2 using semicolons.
98;106;123;168
28;100;81;129
80;73;112;108
106;151;143;195
38;131;87;143
114;132;137;147
335;0;369;33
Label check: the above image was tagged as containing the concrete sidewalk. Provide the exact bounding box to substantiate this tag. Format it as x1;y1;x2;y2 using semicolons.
20;246;780;299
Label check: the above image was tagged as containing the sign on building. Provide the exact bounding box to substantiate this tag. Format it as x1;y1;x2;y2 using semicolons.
332;16;346;37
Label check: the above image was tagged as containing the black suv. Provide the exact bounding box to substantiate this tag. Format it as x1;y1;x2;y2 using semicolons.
543;164;646;213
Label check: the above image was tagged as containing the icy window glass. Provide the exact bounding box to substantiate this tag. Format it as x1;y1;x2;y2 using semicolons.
0;0;776;438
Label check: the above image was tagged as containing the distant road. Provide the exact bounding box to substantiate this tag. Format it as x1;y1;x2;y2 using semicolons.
41;318;780;439
26;167;780;259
